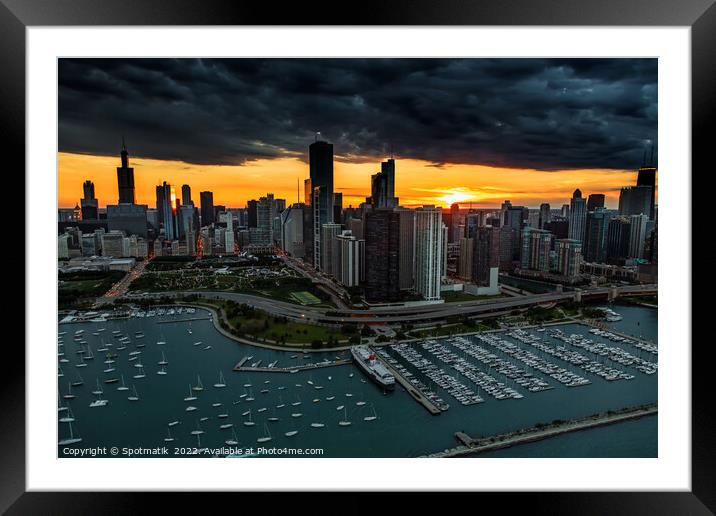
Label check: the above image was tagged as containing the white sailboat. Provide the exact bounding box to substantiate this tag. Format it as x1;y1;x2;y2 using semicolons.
257;424;272;443
164;428;174;442
117;374;129;391
225;428;239;446
59;406;75;423
213;371;226;388
157;365;167;375
284;430;298;437
338;407;351;426
158;351;168;365
192;375;204;392
243;410;255;426
63;383;75;400
133;366;146;379
310;422;325;428
58;421;82;446
184;384;197;402
191;420;205;435
364;405;378;422
127;384;139;401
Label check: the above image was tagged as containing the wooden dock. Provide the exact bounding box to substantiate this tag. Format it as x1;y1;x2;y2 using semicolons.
378;355;442;416
156;316;212;324
233;359;351;373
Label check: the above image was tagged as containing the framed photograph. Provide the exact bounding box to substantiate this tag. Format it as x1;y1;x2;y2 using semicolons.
5;0;712;511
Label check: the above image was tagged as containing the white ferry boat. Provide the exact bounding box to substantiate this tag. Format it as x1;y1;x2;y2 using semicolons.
350;346;395;391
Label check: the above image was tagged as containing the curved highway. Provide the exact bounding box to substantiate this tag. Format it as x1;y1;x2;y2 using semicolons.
132;283;657;325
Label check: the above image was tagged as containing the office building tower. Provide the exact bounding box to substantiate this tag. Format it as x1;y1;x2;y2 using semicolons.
584;208;610;263
606;216;631;264
101;231;126;258
200;191;214;227
556;239;582;278
320;223;342;276
464;213;480;239
181;184;193;206
544;218;569;240
473;226;500;286
80;180;99;220
520;227;552;272
364;209;401;303
414;206;443;301
116;139;136;204
628;214;649;259
333;192;343;225
458;237;474;281
618;185;652;218
586;193;605;212
280;204;305;258
637;163;657;220
539;203;551;229
568;189;587;243
106;203;148;238
449;203;461;243
395;207;416;290
155;182;176;240
381;158;398;207
246;199;258;228
336;231;364;287
218;211;234;254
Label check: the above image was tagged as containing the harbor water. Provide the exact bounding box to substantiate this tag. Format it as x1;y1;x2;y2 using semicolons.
57;304;657;457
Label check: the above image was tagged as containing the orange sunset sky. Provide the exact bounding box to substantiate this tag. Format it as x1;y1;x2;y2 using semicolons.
58;151;651;211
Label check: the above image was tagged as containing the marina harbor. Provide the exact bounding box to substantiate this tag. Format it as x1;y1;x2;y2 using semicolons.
58;303;657;457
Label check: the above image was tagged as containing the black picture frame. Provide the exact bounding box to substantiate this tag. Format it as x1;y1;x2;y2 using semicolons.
3;0;712;513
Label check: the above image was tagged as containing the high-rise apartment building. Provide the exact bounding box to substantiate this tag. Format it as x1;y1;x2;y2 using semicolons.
414;206;443;301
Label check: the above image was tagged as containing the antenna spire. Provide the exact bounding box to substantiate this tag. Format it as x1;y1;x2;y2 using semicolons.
649;144;655;167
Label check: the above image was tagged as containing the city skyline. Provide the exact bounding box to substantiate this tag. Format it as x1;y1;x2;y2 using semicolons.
58;58;657;210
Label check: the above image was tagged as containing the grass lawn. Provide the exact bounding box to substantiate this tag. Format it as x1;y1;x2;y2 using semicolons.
208;299;348;346
289;291;322;305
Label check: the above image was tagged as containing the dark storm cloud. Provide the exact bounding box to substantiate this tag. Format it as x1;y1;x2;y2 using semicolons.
58;58;657;170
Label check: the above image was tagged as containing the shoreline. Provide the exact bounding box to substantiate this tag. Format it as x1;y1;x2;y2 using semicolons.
425;404;658;458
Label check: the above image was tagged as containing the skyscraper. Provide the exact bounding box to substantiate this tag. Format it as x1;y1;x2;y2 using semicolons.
364;209;400;303
181;184;193;206
628;214;649;259
395;207;416;290
606;216;631;264
637;163;657;220
520;227;552;272
320;223;342;277
156;182;176;240
336;231;364;287
556;239;583;279
280;204;306;258
568;189;587;243
116;139;136;204
81;179;98;220
309;138;334;269
538;203;551;229
619;186;652;217
414;206;443;301
584;208;610;263
449;203;461;243
473;226;500;286
200;191;214;227
381;158;398;207
586;193;605;212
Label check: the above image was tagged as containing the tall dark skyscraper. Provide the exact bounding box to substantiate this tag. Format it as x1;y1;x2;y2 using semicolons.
584;208;610;263
80;179;98;220
472;226;500;286
181;184;193;206
309;138;334;226
364;210;401;303
586;193;605;212
200;191;214;226
247;199;258;228
116;139;136;204
636;165;657;220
